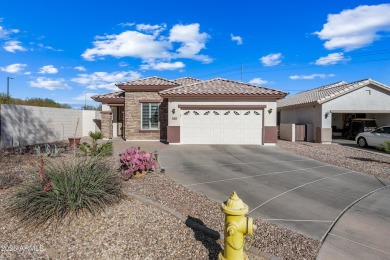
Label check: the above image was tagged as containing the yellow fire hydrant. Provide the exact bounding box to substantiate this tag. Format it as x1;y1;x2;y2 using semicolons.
218;191;256;260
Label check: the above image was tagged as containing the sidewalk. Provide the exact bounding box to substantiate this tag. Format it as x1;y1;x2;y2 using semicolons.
317;187;390;260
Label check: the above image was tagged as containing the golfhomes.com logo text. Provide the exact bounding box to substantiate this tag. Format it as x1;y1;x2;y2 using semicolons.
0;244;45;252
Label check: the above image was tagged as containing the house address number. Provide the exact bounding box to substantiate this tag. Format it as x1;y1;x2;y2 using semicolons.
172;117;178;120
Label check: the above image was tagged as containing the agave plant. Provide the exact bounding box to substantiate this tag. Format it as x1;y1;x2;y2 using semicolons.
119;147;157;180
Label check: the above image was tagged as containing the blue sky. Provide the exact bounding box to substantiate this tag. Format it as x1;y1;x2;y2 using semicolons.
1;1;390;108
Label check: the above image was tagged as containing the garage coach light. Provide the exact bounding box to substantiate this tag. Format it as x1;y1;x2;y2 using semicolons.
172;108;176;115
325;111;331;119
268;108;273;114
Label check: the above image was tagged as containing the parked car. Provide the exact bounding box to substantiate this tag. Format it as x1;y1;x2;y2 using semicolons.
356;126;390;148
343;118;377;140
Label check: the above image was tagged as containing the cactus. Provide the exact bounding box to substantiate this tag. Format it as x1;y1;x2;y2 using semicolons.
44;144;51;156
34;145;41;157
119;147;157;180
19;147;26;155
52;145;61;157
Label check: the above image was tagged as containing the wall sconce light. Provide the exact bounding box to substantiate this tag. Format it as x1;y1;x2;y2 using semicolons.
172;108;176;115
268;108;273;114
324;111;331;119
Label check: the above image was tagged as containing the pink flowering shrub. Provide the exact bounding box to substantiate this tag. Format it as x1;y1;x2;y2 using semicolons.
120;147;157;180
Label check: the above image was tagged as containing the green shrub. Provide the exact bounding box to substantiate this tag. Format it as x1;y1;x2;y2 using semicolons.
97;142;113;156
89;131;103;141
7;156;123;227
380;141;390;153
80;131;112;157
80;141;113;157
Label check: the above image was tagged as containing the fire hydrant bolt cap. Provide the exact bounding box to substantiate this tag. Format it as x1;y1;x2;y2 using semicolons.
221;191;249;215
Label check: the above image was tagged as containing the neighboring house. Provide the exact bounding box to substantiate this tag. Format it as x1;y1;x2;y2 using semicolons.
277;79;390;143
92;76;287;145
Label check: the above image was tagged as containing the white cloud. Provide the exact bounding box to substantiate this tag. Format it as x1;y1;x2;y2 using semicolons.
118;62;128;67
260;53;282;66
82;31;171;61
289;74;335;80
230;34;243;45
74;66;87;71
249;78;268;85
315;52;350;65
72;92;99;101
37;43;63;52
315;4;390;51
169;23;211;63
82;23;212;68
29;77;71;90
0;25;19;39
136;23;166;36
71;70;141;90
4;40;27;52
118;22;135;27
0;63;27;73
39;65;58;74
141;61;185;71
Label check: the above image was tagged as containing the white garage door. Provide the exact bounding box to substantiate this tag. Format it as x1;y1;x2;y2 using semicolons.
181;109;263;144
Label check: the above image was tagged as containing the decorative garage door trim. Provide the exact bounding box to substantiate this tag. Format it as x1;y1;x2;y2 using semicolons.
178;105;266;110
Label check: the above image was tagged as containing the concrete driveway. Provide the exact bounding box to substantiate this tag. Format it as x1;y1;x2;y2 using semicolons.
159;145;390;258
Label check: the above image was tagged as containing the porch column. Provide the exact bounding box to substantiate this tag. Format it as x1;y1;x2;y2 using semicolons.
100;111;113;139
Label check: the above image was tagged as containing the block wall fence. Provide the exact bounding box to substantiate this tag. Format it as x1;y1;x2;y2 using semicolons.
0;104;101;148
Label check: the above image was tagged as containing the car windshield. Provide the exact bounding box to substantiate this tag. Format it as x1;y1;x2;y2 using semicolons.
372;128;385;134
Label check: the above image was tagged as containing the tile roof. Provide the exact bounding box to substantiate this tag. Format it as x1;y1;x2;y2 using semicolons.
160;78;287;97
277;79;390;108
91;91;124;101
117;76;179;87
173;77;202;86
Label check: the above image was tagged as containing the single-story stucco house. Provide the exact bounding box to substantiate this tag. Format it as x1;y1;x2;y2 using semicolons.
92;76;287;145
277;78;390;143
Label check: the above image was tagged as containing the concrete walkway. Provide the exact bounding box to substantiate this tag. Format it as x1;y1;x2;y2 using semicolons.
317;187;390;260
159;145;390;259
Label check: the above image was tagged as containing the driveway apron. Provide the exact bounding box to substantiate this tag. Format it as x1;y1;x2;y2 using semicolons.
159;144;390;258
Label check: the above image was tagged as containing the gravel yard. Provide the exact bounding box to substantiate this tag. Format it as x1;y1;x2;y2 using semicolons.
0;191;219;259
277;140;390;180
0;151;221;259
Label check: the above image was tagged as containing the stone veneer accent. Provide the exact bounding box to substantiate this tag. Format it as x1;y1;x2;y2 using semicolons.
100;111;113;139
124;92;168;140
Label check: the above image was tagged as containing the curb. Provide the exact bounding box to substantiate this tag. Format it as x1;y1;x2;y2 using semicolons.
127;192;282;260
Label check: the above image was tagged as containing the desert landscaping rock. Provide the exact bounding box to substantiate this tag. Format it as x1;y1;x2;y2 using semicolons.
0;193;219;259
278;140;390;180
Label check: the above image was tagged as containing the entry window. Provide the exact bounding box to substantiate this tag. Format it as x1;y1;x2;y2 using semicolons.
141;103;159;130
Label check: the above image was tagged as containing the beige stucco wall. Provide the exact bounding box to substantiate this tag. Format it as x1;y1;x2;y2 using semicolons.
280;84;390;143
280;123;295;142
279;105;321;142
168;98;278;127
0;104;100;148
376;114;390;126
321;85;390;128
